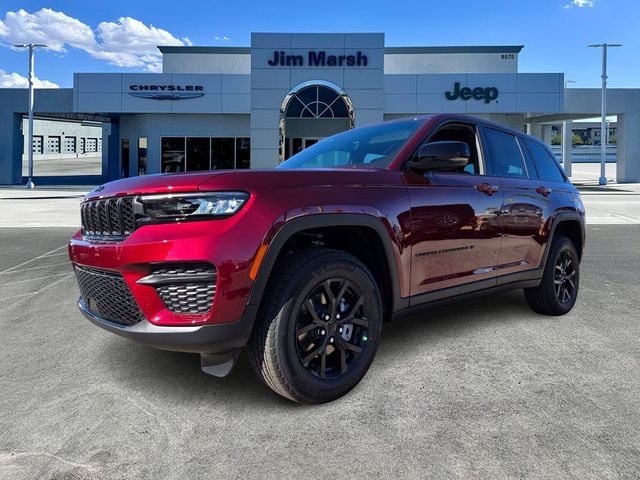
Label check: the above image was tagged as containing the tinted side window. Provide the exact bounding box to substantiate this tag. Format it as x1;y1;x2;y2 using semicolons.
525;138;566;183
483;127;528;178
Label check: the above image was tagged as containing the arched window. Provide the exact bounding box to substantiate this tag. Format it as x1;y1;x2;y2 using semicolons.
284;85;349;119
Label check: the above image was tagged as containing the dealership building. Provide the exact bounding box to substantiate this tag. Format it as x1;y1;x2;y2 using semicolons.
1;32;639;185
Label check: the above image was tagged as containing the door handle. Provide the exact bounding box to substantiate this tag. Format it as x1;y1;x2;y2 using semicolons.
536;186;552;197
476;183;499;196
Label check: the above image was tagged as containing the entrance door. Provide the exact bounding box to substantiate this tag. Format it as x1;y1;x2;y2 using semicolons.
285;137;322;159
304;138;319;148
281;83;354;161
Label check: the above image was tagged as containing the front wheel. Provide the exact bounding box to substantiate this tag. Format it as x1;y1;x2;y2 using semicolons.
248;249;383;404
524;235;580;316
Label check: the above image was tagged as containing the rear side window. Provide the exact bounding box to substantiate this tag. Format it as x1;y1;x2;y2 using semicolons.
525;138;566;183
483;127;528;178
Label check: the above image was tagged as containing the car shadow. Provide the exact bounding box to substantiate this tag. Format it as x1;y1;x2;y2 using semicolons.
380;289;532;352
98;290;533;407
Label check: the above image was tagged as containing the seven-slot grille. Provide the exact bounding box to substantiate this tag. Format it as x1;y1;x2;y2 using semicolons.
81;197;136;240
145;264;217;314
75;265;145;326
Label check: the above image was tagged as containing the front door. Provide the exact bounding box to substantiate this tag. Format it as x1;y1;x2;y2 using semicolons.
403;123;503;298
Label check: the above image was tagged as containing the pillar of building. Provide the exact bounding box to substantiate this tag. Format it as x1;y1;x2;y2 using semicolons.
527;123;543;140
542;125;554;145
616;113;640;183
562;120;573;177
107;120;120;181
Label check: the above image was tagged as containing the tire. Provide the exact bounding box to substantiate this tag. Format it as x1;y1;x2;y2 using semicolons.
248;249;383;404
524;235;580;316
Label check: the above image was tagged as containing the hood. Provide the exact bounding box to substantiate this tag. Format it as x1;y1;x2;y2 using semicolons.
84;171;228;201
84;167;403;201
198;168;402;191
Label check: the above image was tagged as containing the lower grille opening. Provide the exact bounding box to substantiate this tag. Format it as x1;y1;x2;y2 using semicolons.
74;265;145;326
139;263;217;315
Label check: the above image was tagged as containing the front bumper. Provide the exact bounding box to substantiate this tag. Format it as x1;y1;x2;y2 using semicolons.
68;207;266;326
79;298;256;354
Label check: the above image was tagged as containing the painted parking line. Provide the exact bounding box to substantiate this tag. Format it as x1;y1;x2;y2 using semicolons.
40;251;71;258
0;273;73;310
0;245;68;274
0;262;71;275
0;271;73;287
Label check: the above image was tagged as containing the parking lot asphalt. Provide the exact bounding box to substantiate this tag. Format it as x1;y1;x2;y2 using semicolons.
0;226;639;479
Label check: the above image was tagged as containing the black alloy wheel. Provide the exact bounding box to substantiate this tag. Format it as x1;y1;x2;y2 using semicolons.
524;234;580;316
554;250;577;304
295;278;369;379
248;249;382;404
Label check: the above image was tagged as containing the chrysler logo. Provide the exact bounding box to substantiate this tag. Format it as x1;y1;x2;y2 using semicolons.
128;84;204;100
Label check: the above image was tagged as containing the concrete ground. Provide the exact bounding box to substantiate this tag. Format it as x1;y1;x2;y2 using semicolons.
565;161;618;185
1;225;640;478
1;175;639;478
21;155;102;177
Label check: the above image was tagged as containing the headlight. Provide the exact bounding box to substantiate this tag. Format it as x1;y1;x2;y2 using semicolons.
139;192;249;220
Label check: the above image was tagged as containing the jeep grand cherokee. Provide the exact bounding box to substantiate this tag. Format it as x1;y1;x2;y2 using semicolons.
69;114;585;404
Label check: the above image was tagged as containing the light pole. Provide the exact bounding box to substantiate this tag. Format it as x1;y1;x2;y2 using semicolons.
13;43;48;189
588;43;622;186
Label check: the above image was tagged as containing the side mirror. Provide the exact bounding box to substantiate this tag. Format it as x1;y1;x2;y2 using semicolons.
408;141;470;173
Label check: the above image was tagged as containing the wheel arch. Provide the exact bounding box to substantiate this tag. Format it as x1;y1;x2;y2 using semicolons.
541;211;585;266
246;214;404;320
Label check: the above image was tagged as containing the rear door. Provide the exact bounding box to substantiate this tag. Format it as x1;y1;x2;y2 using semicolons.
479;125;549;277
403;122;504;298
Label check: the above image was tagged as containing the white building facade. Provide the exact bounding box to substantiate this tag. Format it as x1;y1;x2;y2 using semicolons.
0;32;638;184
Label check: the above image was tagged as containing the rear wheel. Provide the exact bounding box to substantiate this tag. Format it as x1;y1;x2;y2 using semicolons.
524;235;580;315
248;249;382;404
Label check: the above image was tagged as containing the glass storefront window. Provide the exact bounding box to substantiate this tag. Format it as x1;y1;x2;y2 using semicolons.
211;138;235;170
160;136;251;173
161;137;186;173
121;139;130;178
236;138;251;169
138;138;148;176
187;137;210;171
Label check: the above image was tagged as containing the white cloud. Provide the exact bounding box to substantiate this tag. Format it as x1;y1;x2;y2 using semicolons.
214;35;231;41
0;69;59;88
0;8;95;52
92;16;186;70
564;0;596;9
0;8;190;72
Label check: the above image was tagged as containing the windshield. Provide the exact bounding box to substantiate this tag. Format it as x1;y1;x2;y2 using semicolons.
278;118;424;170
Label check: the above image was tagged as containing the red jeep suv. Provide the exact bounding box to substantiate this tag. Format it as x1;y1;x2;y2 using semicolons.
69;114;585;403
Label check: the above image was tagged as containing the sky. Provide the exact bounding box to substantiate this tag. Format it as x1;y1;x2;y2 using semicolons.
0;0;638;89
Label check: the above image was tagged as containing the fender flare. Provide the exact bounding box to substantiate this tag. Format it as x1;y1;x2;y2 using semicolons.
540;211;585;267
246;213;405;314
